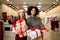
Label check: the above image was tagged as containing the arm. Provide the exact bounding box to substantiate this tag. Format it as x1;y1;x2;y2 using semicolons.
38;17;44;29
27;19;32;29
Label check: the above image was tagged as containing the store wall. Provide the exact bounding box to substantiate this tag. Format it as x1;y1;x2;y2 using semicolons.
46;5;60;19
38;5;60;26
39;5;60;19
0;4;2;17
2;4;18;16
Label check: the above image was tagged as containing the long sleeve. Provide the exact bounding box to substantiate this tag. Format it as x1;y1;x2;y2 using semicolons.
27;19;32;29
38;17;44;29
27;16;44;29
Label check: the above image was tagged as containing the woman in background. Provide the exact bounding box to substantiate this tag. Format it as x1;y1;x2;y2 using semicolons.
8;15;13;24
54;16;59;31
50;17;55;31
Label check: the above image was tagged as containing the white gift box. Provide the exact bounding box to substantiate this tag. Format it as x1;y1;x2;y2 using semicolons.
27;29;41;39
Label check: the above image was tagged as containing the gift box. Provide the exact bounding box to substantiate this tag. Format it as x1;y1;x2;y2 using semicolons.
27;28;41;40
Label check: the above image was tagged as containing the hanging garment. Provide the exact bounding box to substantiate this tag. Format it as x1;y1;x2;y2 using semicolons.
0;21;3;40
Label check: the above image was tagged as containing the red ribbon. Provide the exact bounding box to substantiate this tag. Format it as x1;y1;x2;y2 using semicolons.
31;28;36;31
18;20;24;37
40;27;48;40
40;27;48;32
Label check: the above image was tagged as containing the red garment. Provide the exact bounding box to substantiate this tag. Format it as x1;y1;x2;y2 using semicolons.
40;27;48;32
50;20;55;25
0;21;3;40
12;19;17;27
55;20;59;28
50;20;55;30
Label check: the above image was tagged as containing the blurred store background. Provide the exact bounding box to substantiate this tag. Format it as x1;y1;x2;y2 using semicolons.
0;0;60;40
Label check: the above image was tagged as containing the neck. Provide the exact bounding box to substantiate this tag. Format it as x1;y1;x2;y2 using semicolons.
20;17;23;20
19;16;23;20
31;15;34;17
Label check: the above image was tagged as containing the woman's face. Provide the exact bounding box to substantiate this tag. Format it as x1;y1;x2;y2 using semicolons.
31;8;36;16
18;11;25;18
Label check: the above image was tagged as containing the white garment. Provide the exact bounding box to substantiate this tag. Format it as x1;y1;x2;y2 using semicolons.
11;26;17;34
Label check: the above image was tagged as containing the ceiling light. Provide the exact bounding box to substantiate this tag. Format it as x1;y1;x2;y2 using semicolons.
11;6;14;8
40;0;42;1
24;7;27;11
23;2;27;4
56;0;58;2
53;2;55;4
23;5;28;7
16;6;19;8
37;5;42;7
38;8;40;9
38;2;42;5
10;2;12;4
12;7;14;8
15;9;17;11
9;4;11;6
7;0;9;2
48;9;49;10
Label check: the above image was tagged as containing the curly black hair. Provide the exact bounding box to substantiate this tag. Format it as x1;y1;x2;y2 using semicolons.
27;6;39;16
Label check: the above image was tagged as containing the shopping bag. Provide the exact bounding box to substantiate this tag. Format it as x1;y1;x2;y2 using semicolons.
40;27;49;40
43;30;50;40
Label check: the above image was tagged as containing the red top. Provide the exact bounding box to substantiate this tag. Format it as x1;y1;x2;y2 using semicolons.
0;21;3;36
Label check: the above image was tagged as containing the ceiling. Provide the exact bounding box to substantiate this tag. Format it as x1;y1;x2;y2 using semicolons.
1;0;60;4
1;0;60;11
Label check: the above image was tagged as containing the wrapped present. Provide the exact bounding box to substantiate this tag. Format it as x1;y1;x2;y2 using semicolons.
11;19;28;38
16;20;28;38
27;28;41;39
